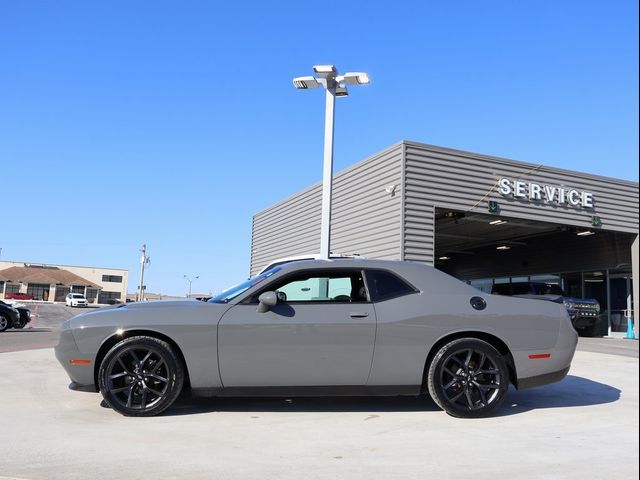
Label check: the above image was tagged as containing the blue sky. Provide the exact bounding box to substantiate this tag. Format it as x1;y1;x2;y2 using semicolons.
1;1;638;296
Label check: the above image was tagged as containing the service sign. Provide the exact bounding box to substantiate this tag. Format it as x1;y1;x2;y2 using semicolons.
498;178;594;209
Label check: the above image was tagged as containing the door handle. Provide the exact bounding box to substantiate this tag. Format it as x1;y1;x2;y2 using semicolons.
350;312;369;318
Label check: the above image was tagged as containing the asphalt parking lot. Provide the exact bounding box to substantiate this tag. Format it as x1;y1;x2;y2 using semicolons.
0;306;638;480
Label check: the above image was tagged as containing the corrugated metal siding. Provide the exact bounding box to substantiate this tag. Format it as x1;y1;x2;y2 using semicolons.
403;201;435;264
402;142;639;244
250;144;404;275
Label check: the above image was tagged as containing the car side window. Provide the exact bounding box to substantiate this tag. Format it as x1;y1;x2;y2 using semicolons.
253;270;368;303
365;269;417;302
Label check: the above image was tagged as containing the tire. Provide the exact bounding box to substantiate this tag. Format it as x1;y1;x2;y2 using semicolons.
427;338;509;418
98;336;185;417
0;314;10;332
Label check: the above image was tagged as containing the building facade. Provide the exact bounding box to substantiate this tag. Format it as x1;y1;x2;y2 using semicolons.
250;141;639;336
0;261;128;304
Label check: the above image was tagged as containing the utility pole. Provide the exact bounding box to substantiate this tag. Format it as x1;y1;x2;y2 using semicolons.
137;244;150;302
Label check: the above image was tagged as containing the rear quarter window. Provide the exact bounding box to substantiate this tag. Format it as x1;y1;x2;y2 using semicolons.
366;269;417;302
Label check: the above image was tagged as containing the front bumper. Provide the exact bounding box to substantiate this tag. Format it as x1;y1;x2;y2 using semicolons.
572;311;599;328
54;327;97;392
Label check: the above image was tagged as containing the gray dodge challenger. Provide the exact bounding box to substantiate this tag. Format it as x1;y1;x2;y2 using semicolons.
55;259;578;418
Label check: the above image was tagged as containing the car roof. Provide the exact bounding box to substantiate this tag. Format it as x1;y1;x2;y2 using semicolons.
268;258;401;271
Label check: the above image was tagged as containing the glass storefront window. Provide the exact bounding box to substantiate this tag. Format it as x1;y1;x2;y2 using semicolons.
561;272;583;298
531;274;561;285
609;272;633;333
27;283;51;301
583;271;608;336
469;278;493;293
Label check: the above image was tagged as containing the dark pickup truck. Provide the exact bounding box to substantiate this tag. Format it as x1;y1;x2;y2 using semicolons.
491;282;601;336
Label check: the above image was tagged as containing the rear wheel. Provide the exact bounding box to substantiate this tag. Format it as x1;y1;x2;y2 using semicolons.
98;336;184;417
427;338;509;418
0;314;10;332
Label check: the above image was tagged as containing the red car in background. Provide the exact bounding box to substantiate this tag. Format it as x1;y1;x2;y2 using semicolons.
4;293;33;300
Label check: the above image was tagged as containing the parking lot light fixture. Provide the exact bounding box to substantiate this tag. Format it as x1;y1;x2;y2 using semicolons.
184;275;199;298
292;64;370;259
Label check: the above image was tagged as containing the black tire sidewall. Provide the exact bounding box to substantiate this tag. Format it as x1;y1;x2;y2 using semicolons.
0;314;10;332
98;336;184;417
428;338;509;418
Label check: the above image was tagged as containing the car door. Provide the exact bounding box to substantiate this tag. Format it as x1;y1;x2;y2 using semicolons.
217;268;376;387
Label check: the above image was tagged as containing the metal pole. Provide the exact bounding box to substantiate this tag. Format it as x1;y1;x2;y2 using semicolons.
320;84;336;260
138;244;146;302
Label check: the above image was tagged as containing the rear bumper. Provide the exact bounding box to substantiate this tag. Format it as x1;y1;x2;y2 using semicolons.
517;366;570;390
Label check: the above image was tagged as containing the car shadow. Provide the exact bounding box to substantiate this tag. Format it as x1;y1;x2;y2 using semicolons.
152;375;620;418
494;375;621;417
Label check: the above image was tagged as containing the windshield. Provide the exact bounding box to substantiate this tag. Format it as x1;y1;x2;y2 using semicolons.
208;267;282;304
72;294;85;298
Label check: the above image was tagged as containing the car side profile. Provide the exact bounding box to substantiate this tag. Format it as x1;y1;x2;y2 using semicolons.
55;259;578;418
66;293;89;308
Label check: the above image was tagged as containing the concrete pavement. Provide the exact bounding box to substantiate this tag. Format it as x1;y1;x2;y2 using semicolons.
0;348;637;480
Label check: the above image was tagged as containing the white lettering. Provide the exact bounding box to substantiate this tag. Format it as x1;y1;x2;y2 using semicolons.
568;190;581;206
497;177;594;209
544;185;557;202
498;178;512;195
529;183;542;200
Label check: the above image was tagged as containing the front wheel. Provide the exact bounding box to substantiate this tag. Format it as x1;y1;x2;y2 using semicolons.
427;338;509;418
98;336;185;417
0;314;10;332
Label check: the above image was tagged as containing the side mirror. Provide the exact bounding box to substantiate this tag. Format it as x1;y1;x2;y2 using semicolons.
257;291;278;313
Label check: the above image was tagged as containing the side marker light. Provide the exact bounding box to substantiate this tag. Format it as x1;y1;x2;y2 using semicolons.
70;359;92;365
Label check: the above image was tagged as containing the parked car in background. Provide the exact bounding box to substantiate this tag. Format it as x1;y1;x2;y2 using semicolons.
11;304;31;328
4;292;33;300
0;300;31;332
66;293;89;307
56;259;577;418
491;282;600;336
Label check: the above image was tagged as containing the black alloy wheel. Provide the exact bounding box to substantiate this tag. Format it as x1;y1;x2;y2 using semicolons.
98;336;184;417
427;338;509;418
0;314;10;332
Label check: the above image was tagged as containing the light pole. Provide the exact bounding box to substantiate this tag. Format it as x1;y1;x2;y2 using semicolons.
183;275;199;298
137;244;150;302
292;65;370;259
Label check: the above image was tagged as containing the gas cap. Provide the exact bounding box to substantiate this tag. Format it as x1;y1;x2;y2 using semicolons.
470;296;487;311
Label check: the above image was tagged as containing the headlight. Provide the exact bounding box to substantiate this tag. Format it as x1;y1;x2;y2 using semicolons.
563;300;576;309
594;303;600;313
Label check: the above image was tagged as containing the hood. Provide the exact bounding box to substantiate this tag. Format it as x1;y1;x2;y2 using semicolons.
68;298;227;330
563;297;599;305
122;299;205;309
